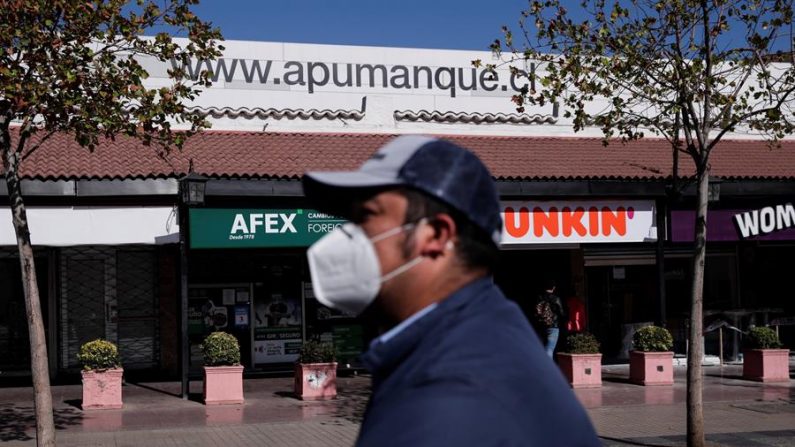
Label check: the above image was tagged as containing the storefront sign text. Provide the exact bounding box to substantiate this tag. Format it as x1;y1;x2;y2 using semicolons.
501;201;657;244
171;58;543;98
734;203;795;239
189;208;344;248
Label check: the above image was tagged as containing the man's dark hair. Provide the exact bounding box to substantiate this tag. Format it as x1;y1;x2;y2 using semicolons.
544;279;557;291
398;188;500;273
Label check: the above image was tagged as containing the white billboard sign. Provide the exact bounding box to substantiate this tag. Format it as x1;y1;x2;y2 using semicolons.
137;39;565;132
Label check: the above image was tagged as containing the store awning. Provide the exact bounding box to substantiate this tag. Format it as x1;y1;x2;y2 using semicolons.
0;206;179;247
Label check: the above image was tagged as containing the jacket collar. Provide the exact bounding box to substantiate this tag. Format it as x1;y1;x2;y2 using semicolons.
361;276;494;377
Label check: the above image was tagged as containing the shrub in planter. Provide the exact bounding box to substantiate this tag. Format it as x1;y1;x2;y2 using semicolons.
295;340;337;400
202;331;241;366
743;326;789;383
632;326;674;353
78;339;123;410
78;339;121;371
202;332;244;405
557;333;602;388
746;327;783;349
298;339;336;364
630;326;674;386
567;333;601;354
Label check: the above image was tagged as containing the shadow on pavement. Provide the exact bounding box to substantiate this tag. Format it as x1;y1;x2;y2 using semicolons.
600;435;673;446
602;376;635;385
703;372;744;380
0;404;83;442
126;381;182;399
188;392;204;404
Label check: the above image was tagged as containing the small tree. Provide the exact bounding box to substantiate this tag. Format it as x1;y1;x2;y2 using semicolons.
0;2;222;445
490;1;795;446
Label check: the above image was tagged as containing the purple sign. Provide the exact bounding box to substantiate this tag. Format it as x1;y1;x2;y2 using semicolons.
671;205;795;242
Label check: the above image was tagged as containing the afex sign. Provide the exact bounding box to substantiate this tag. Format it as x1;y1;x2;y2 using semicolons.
189;209;345;249
501;201;657;244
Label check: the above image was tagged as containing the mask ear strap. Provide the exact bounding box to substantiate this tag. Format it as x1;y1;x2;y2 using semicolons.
380;256;425;283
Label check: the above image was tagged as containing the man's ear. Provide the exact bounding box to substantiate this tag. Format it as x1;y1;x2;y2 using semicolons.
420;214;456;258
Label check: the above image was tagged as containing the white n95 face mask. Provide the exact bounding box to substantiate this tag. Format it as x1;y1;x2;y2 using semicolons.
307;221;426;316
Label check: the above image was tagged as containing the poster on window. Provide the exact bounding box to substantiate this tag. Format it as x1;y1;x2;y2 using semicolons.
253;293;302;363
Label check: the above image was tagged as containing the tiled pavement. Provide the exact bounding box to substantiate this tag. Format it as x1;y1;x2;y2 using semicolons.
588;364;795;446
0;363;793;446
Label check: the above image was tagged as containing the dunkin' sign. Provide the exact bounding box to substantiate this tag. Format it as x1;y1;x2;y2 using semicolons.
501;201;657;244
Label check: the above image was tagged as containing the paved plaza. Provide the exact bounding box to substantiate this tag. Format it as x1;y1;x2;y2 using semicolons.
0;363;793;446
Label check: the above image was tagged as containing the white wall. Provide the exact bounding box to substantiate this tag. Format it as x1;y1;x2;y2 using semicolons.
0;207;179;246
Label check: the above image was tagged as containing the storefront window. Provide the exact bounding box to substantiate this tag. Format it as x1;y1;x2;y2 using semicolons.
0;255;48;375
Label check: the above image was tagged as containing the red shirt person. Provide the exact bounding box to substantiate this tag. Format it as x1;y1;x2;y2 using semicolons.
566;295;587;333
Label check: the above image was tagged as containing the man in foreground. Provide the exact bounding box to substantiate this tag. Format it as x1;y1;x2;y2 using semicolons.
303;135;600;446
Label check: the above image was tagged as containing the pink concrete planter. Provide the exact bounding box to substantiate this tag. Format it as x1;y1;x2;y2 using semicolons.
557;353;602;388
203;365;244;405
81;368;123;410
743;349;790;383
630;351;674;386
295;362;337;400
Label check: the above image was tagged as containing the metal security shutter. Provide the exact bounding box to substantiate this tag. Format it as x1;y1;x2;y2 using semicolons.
60;247;111;369
59;246;160;371
116;249;159;369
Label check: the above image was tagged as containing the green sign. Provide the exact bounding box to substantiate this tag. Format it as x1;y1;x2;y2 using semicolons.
189;208;345;249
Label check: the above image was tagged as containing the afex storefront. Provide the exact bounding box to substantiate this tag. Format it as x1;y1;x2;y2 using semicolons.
186;207;359;371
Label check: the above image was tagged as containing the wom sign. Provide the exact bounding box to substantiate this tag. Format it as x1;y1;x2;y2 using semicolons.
501;201;657;244
734;203;795;239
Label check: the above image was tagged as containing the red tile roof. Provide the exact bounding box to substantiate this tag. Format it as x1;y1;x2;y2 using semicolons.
5;130;795;181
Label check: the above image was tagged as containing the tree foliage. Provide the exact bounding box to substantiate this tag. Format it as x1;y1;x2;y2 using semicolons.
492;0;795;165
0;0;223;157
0;3;222;445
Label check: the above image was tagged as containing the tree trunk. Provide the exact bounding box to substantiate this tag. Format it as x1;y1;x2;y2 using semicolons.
686;164;709;447
1;128;56;447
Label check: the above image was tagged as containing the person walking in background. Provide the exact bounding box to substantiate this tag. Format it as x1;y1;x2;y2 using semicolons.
303;136;600;446
535;279;567;358
566;294;588;333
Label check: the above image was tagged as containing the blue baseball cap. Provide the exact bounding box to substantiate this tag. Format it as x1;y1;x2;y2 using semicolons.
302;135;502;246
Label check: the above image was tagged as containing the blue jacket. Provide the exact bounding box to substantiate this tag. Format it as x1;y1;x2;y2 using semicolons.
357;277;600;447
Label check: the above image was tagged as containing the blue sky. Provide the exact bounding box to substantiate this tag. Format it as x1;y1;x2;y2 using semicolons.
191;0;529;51
186;1;793;54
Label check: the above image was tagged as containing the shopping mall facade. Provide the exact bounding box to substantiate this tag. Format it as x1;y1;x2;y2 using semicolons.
1;40;793;379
